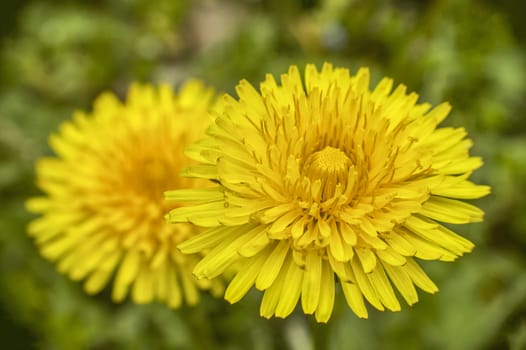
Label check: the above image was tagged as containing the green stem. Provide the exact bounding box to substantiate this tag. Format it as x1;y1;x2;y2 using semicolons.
311;317;330;350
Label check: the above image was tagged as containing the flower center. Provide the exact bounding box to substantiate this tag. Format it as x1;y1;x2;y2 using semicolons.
144;160;169;184
134;157;173;202
303;146;352;200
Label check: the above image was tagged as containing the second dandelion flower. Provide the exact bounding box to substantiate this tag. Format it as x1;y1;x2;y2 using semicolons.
27;81;223;308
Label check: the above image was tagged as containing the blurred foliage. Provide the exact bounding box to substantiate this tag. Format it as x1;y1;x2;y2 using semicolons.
1;0;525;349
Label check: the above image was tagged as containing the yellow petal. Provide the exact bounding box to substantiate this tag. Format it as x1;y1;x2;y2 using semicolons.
193;227;257;279
341;282;368;318
382;262;418;306
350;257;384;311
180;269;199;306
382;232;416;256
167;268;182;309
275;259;304;318
178;225;241;254
132;265;154;304
367;263;400;311
405;215;474;255
268;210;301;237
166;201;226;226
356;248;376;273
420;196;484;224
260;255;290;319
301;251;322;314
375;247;407;266
339;221;358;246
314;262;335;323
225;253;267;303
164;187;224;203
404;258;438;294
113;250;142;302
255;241;290;290
237;225;270;258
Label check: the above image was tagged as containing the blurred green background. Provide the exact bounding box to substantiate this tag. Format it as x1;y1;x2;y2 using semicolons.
1;0;525;349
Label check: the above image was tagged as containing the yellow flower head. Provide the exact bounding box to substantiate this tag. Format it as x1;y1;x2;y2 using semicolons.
27;81;223;308
166;63;490;322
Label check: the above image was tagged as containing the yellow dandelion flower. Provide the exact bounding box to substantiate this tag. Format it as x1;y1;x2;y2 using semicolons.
27;81;223;307
166;63;490;322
